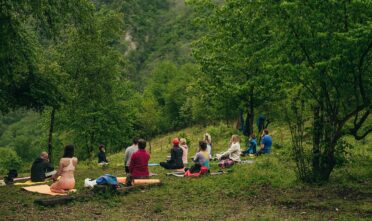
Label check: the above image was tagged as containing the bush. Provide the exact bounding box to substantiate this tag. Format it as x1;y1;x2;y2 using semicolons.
0;148;22;175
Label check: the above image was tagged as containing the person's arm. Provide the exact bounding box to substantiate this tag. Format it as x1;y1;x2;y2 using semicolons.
193;153;199;163
221;143;236;157
168;148;175;163
124;148;129;165
260;137;265;149
103;152;108;162
45;161;54;172
52;160;64;181
129;154;135;174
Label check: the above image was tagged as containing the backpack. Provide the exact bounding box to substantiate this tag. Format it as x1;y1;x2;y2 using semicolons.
96;174;118;185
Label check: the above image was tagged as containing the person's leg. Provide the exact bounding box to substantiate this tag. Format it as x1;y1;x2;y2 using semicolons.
50;181;65;193
126;174;133;187
160;162;171;169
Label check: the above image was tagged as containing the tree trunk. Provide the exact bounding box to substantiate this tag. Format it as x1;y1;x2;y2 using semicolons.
244;89;254;137
48;108;55;164
312;105;321;181
149;140;152;154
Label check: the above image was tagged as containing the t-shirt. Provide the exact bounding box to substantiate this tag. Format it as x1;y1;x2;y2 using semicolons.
261;135;272;153
193;151;210;169
180;144;188;164
129;149;150;177
124;145;138;166
98;151;108;163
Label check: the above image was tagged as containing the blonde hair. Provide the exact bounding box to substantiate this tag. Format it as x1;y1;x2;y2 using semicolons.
204;133;212;143
180;138;187;145
231;135;240;143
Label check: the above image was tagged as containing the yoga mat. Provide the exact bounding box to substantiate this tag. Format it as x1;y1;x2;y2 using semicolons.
148;163;160;166
22;185;76;196
116;178;161;185
14;180;48;186
239;160;255;164
14;177;31;182
168;173;184;177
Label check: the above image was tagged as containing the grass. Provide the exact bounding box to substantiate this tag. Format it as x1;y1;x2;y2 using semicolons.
0;123;371;220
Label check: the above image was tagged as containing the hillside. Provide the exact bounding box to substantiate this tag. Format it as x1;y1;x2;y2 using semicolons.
0;124;371;220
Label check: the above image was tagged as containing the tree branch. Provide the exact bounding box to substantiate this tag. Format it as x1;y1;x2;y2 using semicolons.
353;128;372;140
358;40;372;105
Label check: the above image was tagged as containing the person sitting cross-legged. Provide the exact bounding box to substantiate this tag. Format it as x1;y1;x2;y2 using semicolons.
257;128;272;156
31;151;54;182
126;139;150;186
241;134;257;156
216;135;241;168
184;141;210;177
159;138;184;170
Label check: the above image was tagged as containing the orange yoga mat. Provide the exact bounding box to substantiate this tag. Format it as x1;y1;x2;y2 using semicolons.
116;177;161;185
22;185;76;196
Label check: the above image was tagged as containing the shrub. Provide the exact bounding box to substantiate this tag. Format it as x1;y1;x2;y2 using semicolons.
0;148;22;175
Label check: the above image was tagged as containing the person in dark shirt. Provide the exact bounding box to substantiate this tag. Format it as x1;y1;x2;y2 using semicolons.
160;138;184;169
126;139;150;186
31;151;54;182
98;144;108;164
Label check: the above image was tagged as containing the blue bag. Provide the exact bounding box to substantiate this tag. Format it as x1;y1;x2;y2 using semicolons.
96;174;118;185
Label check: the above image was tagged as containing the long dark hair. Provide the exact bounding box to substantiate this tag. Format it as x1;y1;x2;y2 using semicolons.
63;144;74;158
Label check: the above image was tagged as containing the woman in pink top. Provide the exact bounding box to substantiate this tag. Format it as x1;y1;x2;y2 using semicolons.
179;138;188;166
50;144;78;193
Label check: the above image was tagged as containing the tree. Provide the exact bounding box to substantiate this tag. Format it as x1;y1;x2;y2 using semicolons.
271;0;371;182
54;7;135;159
189;0;284;133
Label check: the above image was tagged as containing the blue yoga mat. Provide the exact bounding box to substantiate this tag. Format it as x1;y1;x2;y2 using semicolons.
148;163;160;166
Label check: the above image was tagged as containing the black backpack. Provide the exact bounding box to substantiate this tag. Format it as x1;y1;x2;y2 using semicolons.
4;169;18;185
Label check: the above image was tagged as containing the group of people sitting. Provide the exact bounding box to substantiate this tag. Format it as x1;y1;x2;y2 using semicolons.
27;128;272;192
30;144;77;193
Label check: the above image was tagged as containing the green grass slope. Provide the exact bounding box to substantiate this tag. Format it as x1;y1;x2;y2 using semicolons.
0;123;371;220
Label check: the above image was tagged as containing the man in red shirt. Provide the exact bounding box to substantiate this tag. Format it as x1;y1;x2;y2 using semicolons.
126;139;150;186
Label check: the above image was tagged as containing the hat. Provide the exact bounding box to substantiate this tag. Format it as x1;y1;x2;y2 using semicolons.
172;138;180;145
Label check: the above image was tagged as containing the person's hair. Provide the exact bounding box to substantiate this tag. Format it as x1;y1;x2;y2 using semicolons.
132;138;139;145
63;144;74;158
138;139;146;149
231;135;240;143
199;141;207;151
204;133;211;143
99;144;105;151
180;138;187;145
250;133;256;139
264;129;269;134
40;151;48;159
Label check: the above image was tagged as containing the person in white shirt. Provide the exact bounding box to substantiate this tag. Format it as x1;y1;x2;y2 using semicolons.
216;135;241;168
124;138;139;174
179;138;188;166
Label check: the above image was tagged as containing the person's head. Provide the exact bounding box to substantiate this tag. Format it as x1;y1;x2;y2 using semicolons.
250;133;256;139
40;151;49;160
230;135;240;143
99;144;105;152
180;138;187;145
172;138;180;146
264;128;269;135
132;138;139;145
138;139;146;150
63;144;74;158
199;141;207;151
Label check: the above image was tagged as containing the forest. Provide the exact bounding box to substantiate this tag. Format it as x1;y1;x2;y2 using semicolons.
0;0;371;220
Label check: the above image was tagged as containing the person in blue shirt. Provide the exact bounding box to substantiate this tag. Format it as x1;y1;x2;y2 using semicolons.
241;134;257;156
257;129;272;155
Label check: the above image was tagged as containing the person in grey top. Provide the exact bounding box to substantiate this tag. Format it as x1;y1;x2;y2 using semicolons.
124;138;139;173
